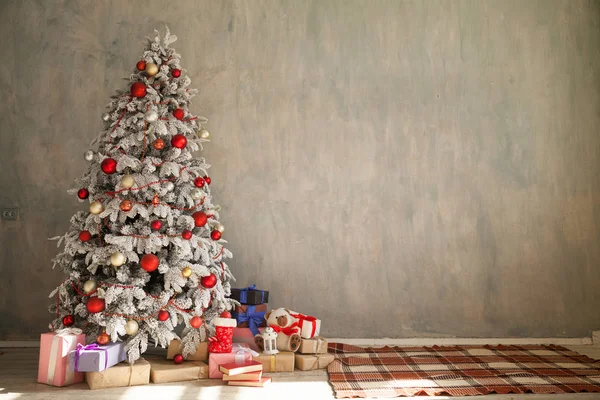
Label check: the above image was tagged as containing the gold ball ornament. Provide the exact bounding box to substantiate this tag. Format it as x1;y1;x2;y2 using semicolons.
89;201;104;215
101;112;110;122
125;320;139;335
198;129;210;140
121;174;135;189
84;150;95;162
214;223;225;233
83;280;97;294
182;267;193;278
110;252;126;267
191;188;203;200
145;63;159;77
144;110;158;122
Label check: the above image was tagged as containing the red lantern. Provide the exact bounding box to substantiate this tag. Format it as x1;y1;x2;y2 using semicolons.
86;297;105;313
171;134;187;149
79;231;92;242
157;310;170;322
77;188;89;199
130;82;147;98
211;230;222;241
62;314;75;327
136;60;146;71
200;273;217;289
181;230;192;240
152;194;160;206
101;158;118;174
172;108;184;120
173;354;184;364
194;177;205;188
140;254;159;272
151;220;162;231
204;176;211;185
192;211;207;227
171;69;181;78
190;316;203;328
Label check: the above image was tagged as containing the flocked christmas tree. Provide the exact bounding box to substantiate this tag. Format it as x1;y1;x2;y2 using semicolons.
49;28;235;362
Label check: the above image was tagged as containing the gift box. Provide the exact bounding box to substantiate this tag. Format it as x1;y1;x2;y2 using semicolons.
233;327;263;351
167;340;208;362
37;328;85;387
149;358;209;383
294;353;335;371
230;284;269;305
208;344;258;379
253;351;295;372
86;358;151;390
298;337;328;354
70;342;126;372
291;313;321;339
232;304;267;336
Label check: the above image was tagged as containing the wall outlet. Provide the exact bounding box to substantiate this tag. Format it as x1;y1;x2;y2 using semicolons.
1;208;19;220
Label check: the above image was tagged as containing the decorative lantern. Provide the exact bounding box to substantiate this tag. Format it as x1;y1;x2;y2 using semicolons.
260;326;279;355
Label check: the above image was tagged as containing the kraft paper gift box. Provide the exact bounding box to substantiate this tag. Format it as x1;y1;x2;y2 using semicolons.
232;304;267;335
167;339;208;362
37;328;85;387
294;353;335;371
208;344;257;379
233;327;263;351
298;336;328;354
85;358;151;390
70;342;126;372
253;351;295;372
230;284;269;305
149;358;209;383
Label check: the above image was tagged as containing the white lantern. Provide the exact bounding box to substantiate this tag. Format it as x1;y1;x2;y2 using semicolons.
260;326;279;355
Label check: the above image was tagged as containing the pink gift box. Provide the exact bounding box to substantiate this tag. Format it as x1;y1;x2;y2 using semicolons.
37;329;86;387
208;344;256;379
232;327;263;352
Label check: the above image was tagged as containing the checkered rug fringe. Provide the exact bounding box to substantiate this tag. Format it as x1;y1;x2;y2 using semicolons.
326;343;600;398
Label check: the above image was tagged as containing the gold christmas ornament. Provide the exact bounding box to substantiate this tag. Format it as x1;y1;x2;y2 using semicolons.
84;150;95;162
89;201;104;215
83;280;97;294
101;112;110;122
121;174;135;189
198;129;210;140
145;63;159;76
182;266;193;278
214;223;225;233
125;320;139;335
110;252;126;267
191;188;203;200
144;110;158;122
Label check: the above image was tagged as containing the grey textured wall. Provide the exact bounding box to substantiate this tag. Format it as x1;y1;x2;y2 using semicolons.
1;0;600;340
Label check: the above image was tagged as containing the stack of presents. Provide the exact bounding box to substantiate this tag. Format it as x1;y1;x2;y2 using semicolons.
37;285;334;389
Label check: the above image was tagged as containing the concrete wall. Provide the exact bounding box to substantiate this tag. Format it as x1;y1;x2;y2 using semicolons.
1;0;600;340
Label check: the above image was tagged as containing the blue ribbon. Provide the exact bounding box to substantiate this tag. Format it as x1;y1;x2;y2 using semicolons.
232;305;266;336
74;343;108;372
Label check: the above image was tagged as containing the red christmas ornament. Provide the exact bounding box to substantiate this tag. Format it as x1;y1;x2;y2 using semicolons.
173;354;184;364
153;138;165;150
200;273;217;289
171;68;181;78
211;230;222;241
190;316;203;328
157;310;170;322
77;188;89;200
86;297;105;313
194;177;205;188
204;176;211;185
172;108;184;120
220;311;232;318
62;314;75;327
120;200;133;212
79;231;92;242
171;134;187;149
101;158;118;174
151;220;162;231
130;82;147;98
140;254;159;272
136;60;146;71
192;211;208;227
181;230;192;240
152;194;160;206
96;332;110;345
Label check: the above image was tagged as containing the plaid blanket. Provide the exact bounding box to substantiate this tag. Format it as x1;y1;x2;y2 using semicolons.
327;343;600;398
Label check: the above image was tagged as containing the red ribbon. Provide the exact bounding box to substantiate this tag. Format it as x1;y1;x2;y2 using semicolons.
269;322;300;336
290;313;318;337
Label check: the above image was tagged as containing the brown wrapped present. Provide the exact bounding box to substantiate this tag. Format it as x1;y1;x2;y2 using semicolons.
298;337;328;354
295;353;335;371
167;340;208;362
253;351;295;372
85;358;150;390
149;358;208;383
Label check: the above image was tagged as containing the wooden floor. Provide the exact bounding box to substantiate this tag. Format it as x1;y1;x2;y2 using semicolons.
2;345;600;400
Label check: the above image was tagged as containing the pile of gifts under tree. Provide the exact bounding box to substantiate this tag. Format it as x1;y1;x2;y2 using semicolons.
38;285;334;389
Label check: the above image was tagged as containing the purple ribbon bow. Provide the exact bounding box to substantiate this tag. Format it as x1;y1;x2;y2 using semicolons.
75;343;108;372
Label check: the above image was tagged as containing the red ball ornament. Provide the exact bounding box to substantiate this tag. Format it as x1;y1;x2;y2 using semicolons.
86;297;105;313
181;230;192;240
79;231;92;242
220;311;232;318
192;211;208;227
194;177;205;188
136;60;146;71
157;310;170;322
190;316;203;328
101;158;118;174
172;108;184;120
62;314;75;327
77;188;89;199
130;82;147;98
171;68;181;78
173;354;184;364
200;273;217;289
171;134;187;149
96;332;110;345
120;200;133;212
140;254;159;272
204;176;211;185
153;138;165;150
151;220;162;231
211;230;222;241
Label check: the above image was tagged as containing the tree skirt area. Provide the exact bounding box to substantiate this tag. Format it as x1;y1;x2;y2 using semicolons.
327;343;600;398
